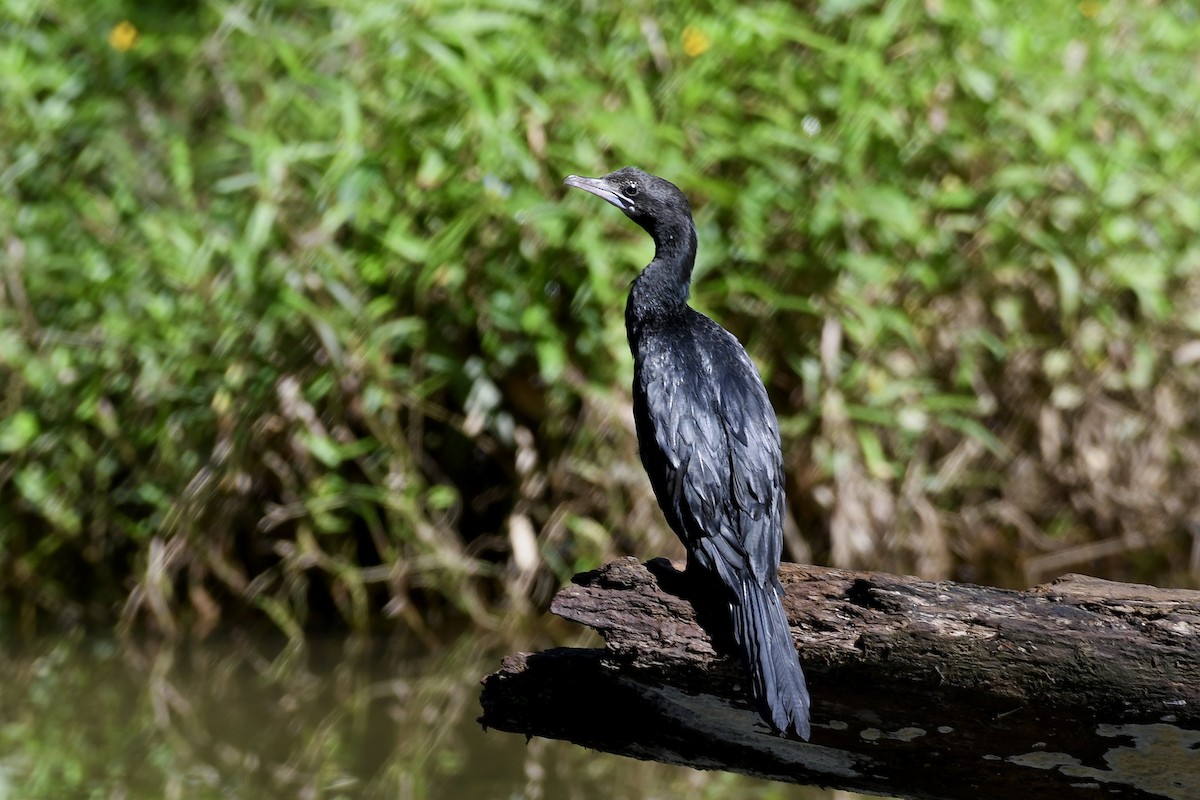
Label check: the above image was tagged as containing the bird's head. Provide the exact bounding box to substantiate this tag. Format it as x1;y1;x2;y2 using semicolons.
563;167;693;240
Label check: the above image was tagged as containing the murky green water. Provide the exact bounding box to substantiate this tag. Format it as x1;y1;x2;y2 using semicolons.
0;629;870;799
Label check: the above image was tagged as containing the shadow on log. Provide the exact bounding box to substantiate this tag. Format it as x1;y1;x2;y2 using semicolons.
480;557;1200;800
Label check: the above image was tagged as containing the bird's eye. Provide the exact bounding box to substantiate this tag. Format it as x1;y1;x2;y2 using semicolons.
624;183;640;198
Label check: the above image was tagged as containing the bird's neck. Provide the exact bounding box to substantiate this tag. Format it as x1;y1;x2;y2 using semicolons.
626;220;697;334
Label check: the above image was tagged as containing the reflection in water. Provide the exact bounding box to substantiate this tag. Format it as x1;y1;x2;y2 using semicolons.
0;630;877;799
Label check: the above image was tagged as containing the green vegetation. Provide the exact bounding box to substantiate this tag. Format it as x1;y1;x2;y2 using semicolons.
2;0;1199;638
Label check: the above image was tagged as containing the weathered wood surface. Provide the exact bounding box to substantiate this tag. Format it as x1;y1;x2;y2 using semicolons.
480;557;1200;800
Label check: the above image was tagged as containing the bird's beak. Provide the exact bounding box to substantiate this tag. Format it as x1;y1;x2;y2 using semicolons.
563;175;631;212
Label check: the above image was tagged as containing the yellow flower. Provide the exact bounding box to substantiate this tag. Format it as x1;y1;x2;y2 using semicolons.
108;20;139;52
1078;0;1100;18
682;25;711;58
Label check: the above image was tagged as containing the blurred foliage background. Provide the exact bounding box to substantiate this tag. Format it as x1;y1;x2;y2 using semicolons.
2;0;1200;643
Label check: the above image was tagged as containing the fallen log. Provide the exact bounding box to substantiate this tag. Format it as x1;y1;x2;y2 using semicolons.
479;557;1200;800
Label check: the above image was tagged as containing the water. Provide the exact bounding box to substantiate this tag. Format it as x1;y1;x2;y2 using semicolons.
0;630;871;799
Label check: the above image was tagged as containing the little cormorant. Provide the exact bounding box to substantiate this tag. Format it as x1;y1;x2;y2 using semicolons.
564;167;811;739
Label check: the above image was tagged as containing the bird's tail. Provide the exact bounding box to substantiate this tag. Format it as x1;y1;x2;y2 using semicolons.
730;577;811;739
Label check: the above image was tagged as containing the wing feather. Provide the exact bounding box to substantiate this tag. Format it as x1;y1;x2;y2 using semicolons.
633;315;784;587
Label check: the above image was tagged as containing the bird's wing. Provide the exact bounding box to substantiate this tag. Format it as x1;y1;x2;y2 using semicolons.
636;326;784;589
711;335;785;585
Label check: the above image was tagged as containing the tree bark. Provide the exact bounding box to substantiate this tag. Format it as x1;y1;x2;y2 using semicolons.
479;557;1200;800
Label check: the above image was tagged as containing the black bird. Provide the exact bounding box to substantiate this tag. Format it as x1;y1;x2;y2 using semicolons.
564;167;811;739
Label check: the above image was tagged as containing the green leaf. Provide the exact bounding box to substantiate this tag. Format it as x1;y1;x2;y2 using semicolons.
0;410;39;453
